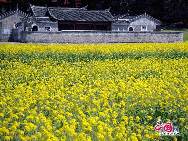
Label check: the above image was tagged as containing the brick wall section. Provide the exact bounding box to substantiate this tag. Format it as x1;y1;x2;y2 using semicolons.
21;31;183;43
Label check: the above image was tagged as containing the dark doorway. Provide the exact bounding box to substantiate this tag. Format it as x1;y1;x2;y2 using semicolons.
128;27;134;31
32;25;38;31
58;21;111;31
95;24;109;30
58;22;75;31
76;24;93;30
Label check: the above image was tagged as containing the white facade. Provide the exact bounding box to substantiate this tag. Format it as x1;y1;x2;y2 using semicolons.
112;14;161;32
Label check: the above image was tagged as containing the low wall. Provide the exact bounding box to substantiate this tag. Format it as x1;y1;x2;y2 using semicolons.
20;31;183;43
0;29;21;42
0;34;11;42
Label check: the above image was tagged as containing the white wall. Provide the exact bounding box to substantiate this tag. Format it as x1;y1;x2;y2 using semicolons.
129;18;157;31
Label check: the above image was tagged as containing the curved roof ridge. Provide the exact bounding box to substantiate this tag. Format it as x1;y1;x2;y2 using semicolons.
48;7;112;12
0;9;30;20
47;8;60;20
48;7;114;22
30;4;46;9
80;5;88;10
48;6;87;11
17;9;30;17
118;14;130;19
131;13;161;24
0;10;16;20
85;9;111;12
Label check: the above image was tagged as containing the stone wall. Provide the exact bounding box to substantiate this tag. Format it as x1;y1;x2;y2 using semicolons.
20;31;183;43
0;29;20;42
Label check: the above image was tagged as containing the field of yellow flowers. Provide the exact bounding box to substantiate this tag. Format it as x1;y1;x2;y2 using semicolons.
0;43;188;141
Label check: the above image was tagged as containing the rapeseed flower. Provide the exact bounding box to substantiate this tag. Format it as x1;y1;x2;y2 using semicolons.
0;43;187;140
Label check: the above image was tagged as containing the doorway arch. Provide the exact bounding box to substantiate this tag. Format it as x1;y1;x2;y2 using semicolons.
128;27;134;32
32;25;38;31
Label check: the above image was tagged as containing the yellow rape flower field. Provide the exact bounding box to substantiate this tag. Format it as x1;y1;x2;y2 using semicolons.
0;43;188;141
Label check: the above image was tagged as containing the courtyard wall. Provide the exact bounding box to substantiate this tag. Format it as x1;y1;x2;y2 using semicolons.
20;31;183;43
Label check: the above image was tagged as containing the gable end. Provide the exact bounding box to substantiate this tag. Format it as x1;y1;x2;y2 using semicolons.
130;13;161;25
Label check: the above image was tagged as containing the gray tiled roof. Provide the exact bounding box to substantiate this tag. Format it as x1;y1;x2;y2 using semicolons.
0;10;30;20
48;7;114;22
31;5;48;17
